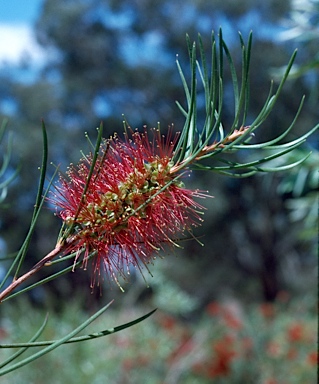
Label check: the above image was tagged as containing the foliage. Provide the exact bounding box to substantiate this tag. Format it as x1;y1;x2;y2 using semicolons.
0;119;18;203
277;149;318;243
0;0;318;376
276;0;319;105
0;293;316;384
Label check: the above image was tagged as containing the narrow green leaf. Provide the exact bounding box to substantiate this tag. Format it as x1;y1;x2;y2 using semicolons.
0;168;58;290
251;152;312;172
0;314;48;369
14;121;49;279
0;301;114;376
231;96;306;149
192;140;308;174
0;119;9;142
222;36;239;114
1;308;157;349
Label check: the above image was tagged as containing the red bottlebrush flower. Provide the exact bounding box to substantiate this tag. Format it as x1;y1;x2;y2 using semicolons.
206;301;222;317
221;308;243;330
51;128;208;289
259;302;275;319
266;341;282;358
241;337;254;355
287;323;304;343
307;351;318;366
209;338;237;377
263;379;279;384
286;347;298;360
168;334;194;364
158;313;178;332
192;335;237;379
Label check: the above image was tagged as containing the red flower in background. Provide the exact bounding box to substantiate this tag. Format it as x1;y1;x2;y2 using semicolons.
206;301;222;317
263;379;279;384
221;307;243;330
307;351;318;366
287;323;304;343
210;337;237;377
168;333;194;364
158;313;178;332
266;341;282;358
259;302;275;319
51;128;208;288
286;348;298;361
192;335;237;379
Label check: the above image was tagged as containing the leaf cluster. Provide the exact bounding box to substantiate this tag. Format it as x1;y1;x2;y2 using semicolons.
174;30;318;177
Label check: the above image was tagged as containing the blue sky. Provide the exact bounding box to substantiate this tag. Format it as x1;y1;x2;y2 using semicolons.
0;0;44;65
0;0;43;23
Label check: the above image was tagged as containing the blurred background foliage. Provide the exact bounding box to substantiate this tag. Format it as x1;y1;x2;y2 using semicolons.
1;292;317;383
0;1;317;380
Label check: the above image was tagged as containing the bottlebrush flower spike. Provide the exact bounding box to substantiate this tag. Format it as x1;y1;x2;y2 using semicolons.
51;127;208;289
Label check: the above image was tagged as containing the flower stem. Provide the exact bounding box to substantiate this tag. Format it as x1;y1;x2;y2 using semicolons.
170;126;250;174
0;243;65;303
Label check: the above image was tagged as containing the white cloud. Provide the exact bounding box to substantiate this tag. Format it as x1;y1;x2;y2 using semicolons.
0;23;45;65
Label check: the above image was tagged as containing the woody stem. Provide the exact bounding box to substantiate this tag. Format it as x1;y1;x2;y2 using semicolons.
0;243;65;303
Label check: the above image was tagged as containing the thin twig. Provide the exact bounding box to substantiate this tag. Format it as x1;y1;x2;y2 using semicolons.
0;242;66;303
